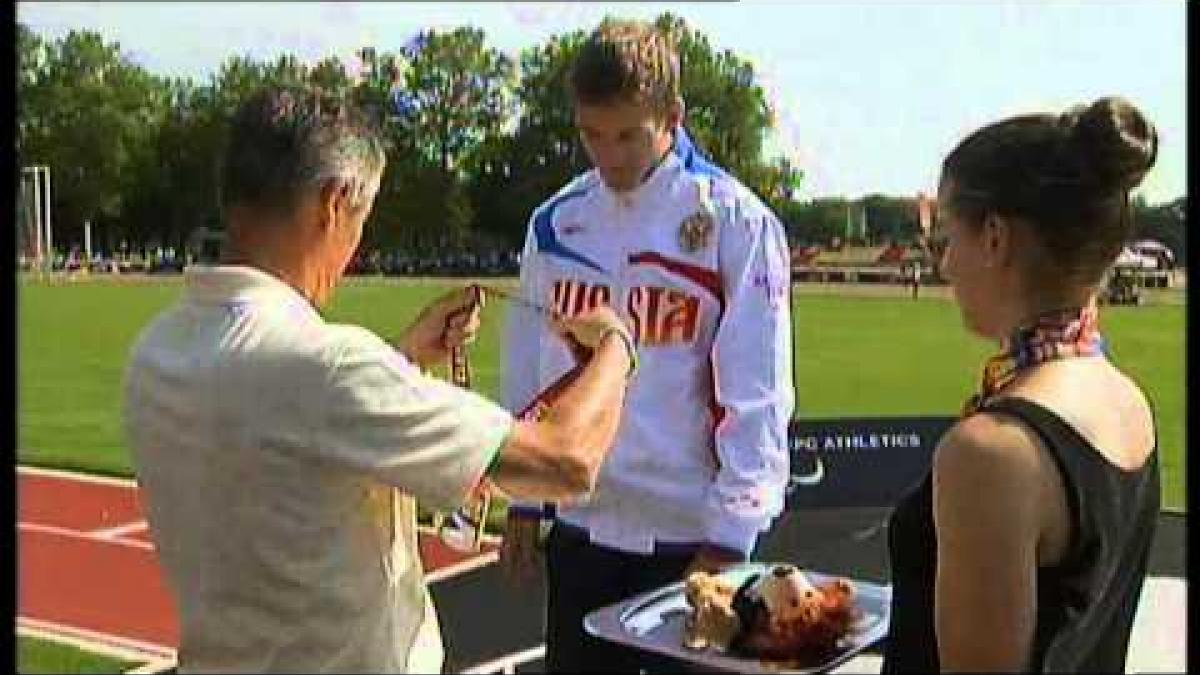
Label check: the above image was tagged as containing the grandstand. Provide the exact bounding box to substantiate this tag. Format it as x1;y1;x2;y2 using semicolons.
792;243;930;285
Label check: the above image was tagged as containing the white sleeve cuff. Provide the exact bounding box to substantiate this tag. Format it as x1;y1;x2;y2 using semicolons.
703;515;763;558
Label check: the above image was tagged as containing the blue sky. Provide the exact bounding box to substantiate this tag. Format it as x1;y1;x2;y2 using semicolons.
18;1;1187;203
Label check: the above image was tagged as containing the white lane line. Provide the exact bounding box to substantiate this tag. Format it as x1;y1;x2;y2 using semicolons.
90;520;149;539
20;469;508;543
22;470;549;675
17;617;176;660
424;550;499;584
26;522;492;579
18;464;139;489
417;523;503;546
829;653;883;674
124;658;178;674
461;645;546;674
19;522;156;552
18;624;164;666
19;466;506;572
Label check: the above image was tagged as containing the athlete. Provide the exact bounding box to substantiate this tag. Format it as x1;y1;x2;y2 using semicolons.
498;18;795;673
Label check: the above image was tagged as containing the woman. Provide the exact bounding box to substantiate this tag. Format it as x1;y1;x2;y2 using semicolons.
883;97;1161;672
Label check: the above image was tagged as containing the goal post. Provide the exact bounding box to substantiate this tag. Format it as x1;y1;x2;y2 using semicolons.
18;165;52;275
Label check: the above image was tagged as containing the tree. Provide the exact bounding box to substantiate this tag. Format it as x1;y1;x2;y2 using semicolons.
122;76;220;252
1132;196;1186;263
16;24;48;162
400;27;516;177
778;197;854;246
654;13;774;192
309;56;351;98
357;28;515;252
861;193;920;245
466;29;588;247
16;28;170;252
742;156;805;209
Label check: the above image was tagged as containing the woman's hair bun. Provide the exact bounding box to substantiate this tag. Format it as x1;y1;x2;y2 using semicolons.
1062;96;1158;191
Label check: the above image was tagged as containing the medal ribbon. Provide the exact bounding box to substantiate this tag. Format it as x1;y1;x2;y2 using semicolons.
437;286;491;551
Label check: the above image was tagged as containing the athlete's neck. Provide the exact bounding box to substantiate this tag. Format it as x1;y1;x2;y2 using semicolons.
639;128;677;184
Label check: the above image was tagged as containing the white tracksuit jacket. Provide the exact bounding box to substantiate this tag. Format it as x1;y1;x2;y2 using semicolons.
503;128;794;558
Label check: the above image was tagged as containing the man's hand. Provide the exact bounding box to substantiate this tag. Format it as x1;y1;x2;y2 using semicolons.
683;544;745;579
397;285;483;369
552;306;636;374
499;512;544;585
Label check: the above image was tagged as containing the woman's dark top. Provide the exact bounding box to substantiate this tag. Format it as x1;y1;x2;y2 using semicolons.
882;397;1160;673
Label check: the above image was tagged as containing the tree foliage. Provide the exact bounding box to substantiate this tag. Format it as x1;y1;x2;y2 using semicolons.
15;19;1184;262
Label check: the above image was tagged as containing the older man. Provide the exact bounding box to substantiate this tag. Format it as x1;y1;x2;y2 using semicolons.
123;86;636;673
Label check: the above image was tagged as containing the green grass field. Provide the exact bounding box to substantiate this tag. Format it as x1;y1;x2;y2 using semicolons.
17;275;1186;509
17;636;137;674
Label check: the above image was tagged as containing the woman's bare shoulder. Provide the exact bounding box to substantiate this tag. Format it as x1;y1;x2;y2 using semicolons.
1005;360;1155;469
933;413;1048;514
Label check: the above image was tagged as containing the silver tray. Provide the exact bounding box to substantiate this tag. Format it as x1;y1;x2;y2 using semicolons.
584;563;891;674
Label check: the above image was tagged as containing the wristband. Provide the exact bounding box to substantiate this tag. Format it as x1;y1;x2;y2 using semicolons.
600;327;639;380
508;503;557;523
508;504;547;520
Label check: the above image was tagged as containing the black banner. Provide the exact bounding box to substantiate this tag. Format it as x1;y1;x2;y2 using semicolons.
785;416;957;510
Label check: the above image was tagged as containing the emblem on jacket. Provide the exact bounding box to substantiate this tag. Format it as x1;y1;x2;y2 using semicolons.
679;210;715;253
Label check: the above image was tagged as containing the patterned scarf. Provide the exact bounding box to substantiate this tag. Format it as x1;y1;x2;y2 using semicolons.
961;303;1108;417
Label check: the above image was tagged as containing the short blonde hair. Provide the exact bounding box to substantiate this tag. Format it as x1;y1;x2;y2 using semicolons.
568;19;680;115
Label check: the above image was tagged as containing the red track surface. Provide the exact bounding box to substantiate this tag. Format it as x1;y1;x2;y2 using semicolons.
17;466;498;658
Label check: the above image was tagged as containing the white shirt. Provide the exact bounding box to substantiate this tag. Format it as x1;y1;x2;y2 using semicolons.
123;265;512;673
504;128;794;557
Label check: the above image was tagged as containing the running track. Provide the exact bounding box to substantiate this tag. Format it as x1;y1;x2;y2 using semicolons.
20;465;1181;673
16;465;546;672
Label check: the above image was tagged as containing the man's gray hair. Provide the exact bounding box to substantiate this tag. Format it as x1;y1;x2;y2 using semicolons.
219;86;387;217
